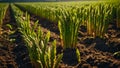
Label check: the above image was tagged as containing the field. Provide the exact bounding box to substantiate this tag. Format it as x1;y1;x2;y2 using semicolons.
0;1;120;68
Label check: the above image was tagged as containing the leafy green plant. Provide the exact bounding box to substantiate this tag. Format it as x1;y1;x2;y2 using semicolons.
86;4;112;38
21;15;63;68
38;40;63;68
57;8;82;49
13;10;63;68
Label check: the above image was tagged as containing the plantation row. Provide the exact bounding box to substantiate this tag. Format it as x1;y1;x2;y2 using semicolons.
10;4;65;68
13;1;120;67
0;3;80;68
15;1;120;48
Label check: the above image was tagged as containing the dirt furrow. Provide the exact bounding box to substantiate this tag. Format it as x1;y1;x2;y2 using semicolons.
0;5;18;68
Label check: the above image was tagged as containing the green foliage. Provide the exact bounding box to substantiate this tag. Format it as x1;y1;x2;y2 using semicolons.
57;8;82;49
11;2;120;67
76;48;81;63
19;14;63;68
38;40;63;68
15;1;120;39
11;4;63;68
86;4;112;38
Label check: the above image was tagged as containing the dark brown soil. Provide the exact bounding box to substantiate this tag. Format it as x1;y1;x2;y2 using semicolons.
0;5;120;68
0;5;18;68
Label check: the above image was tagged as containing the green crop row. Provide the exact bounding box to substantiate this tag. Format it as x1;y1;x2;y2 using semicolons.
15;1;120;48
11;4;63;68
9;1;120;67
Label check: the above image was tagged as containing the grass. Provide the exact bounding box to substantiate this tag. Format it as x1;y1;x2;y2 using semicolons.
11;4;63;68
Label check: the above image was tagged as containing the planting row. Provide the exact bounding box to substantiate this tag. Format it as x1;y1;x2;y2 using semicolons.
0;1;120;67
15;1;120;48
11;4;81;68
